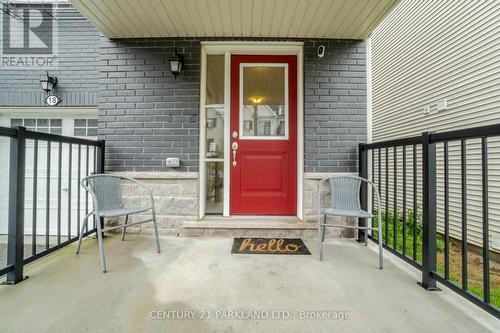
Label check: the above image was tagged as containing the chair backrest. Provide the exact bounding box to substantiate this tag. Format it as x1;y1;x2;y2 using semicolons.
85;175;124;211
328;176;362;211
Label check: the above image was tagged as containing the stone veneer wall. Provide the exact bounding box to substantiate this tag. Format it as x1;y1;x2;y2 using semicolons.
112;172;198;235
115;171;356;238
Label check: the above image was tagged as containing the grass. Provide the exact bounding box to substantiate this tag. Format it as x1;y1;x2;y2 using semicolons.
372;208;500;308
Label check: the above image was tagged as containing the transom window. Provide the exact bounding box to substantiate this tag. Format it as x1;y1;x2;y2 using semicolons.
74;119;97;137
10;118;62;135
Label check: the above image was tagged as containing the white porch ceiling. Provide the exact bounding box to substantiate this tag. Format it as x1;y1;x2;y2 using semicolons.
69;0;398;39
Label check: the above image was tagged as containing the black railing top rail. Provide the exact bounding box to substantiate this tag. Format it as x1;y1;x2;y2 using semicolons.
0;126;103;147
429;123;500;143
24;129;103;146
360;135;422;150
0;126;17;137
361;123;500;151
0;265;14;276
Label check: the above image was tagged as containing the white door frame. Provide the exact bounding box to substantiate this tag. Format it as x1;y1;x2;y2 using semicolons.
199;41;304;220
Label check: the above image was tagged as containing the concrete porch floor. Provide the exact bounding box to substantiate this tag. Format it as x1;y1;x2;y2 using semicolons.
0;235;497;333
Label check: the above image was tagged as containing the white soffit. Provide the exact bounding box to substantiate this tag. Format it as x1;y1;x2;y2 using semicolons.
69;0;399;39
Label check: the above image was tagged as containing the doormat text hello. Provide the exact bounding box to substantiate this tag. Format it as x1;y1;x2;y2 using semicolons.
231;238;311;255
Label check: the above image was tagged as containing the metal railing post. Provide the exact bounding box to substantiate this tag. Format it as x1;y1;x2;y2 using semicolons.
358;143;368;243
6;126;27;284
97;140;106;234
97;140;105;174
419;132;440;291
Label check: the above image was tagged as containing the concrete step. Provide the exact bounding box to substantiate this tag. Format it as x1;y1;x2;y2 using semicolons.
181;217;328;238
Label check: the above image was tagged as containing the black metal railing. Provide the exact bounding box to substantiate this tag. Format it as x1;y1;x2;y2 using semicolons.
359;124;500;319
0;126;104;284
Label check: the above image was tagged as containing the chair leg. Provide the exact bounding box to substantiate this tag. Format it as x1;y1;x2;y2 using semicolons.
378;222;384;269
76;211;93;254
95;215;107;273
364;219;369;246
322;214;326;243
152;210;161;253
318;214;326;260
318;225;323;261
121;215;129;241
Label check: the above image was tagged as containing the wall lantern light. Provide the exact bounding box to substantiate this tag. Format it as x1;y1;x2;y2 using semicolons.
169;48;184;79
40;72;58;92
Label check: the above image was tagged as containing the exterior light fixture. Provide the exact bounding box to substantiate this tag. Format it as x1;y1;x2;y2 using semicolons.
40;72;58;92
317;45;325;58
169;48;184;79
250;97;263;104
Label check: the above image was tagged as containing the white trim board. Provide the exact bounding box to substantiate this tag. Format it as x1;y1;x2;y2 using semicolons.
199;42;304;220
366;38;373;145
199;46;207;219
201;42;304;55
366;38;373;216
0;107;97;116
223;50;231;217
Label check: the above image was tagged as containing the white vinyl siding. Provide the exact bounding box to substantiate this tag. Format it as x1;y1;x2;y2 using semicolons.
371;0;500;251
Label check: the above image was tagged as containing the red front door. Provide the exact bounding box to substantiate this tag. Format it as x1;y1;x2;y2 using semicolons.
230;55;297;215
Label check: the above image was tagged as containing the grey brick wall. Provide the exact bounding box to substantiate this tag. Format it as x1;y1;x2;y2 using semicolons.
0;4;100;107
304;39;367;173
99;38;366;173
99;38;200;172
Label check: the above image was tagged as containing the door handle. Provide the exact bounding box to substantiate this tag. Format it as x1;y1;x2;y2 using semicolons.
232;142;238;167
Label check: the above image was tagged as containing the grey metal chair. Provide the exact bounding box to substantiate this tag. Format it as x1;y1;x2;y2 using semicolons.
76;174;161;272
317;175;383;269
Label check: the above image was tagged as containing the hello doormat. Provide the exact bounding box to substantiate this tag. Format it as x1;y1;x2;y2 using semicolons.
231;238;311;255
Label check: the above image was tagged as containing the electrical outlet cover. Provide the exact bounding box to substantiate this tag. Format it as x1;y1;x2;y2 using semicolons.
437;99;447;111
165;157;180;168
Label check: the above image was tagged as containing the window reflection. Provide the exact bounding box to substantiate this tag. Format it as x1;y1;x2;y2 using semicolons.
241;66;287;138
206;162;223;214
11;118;62;135
206;55;225;105
206;107;224;158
